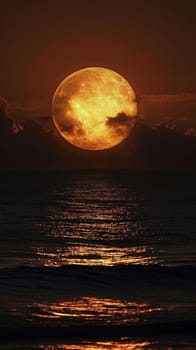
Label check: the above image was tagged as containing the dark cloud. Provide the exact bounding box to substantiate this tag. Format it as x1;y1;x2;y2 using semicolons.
7;90;196;135
53;111;85;137
35;115;54;132
106;113;133;128
184;128;196;137
12;121;24;134
140;93;196;105
153;121;177;132
127;120;196;169
139;92;196;131
106;112;134;136
1;101;196;170
52;97;77;135
58;117;75;134
9;100;49;121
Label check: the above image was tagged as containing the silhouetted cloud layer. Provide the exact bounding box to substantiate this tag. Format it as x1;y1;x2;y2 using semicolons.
138;92;196;131
8;92;196;134
1;99;196;170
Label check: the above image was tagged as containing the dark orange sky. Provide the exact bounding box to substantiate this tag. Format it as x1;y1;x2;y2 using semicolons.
0;0;196;129
0;1;196;96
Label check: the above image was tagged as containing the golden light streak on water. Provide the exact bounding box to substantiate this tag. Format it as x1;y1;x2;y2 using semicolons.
31;297;162;324
38;340;152;350
36;245;156;267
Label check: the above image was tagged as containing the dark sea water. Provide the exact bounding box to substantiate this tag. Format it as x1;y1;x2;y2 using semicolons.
0;170;196;350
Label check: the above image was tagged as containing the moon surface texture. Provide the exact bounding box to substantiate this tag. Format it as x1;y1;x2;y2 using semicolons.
52;67;137;150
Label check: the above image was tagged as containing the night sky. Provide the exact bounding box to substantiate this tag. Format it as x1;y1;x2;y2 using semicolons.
0;0;196;169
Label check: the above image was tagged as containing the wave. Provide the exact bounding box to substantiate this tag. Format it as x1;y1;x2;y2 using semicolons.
1;264;196;341
0;320;196;341
1;264;196;291
1;263;196;277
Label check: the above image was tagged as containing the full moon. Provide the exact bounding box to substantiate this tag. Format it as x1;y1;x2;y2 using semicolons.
52;67;137;150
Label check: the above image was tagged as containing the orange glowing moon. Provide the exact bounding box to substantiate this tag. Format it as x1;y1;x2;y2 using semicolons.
52;67;137;150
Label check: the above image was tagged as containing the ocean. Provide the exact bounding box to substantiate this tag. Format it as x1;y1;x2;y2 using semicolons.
0;170;196;349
